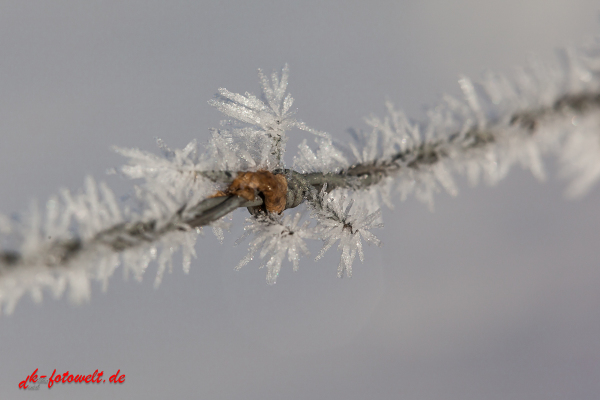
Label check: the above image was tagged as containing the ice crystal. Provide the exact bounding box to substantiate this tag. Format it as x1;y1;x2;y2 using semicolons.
313;190;383;278
208;64;299;169
364;100;422;159
203;127;273;172
293;136;348;173
354;37;600;208
0;177;125;313
208;64;327;170
3;37;600;315
559;113;600;197
115;139;217;214
236;212;312;284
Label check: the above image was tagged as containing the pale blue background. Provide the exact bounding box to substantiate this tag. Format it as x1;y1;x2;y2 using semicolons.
0;1;599;398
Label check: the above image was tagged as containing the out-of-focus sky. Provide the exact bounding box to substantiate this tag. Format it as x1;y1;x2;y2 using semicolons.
1;1;599;399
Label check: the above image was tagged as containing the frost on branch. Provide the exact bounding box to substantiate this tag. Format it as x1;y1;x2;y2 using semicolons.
559;112;600;197
312;187;383;278
236;212;312;285
2;38;600;315
115;139;216;211
293;136;348;174
208;63;317;170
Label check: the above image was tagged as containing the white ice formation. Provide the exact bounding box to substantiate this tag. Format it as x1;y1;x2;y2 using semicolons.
1;37;600;314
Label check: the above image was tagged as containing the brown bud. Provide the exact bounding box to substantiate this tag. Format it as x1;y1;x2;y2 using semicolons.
227;170;288;213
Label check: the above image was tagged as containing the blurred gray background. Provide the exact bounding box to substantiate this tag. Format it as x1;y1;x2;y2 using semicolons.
1;1;599;399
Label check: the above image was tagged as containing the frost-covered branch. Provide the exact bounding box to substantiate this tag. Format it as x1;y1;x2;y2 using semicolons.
0;194;261;268
2;38;600;315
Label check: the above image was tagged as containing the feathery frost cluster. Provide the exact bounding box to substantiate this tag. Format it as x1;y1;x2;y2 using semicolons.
1;37;600;314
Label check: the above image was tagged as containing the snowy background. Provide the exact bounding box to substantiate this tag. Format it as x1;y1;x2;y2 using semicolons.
1;1;600;399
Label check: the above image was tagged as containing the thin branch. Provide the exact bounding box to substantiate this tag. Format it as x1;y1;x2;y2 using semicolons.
0;195;262;273
2;90;598;276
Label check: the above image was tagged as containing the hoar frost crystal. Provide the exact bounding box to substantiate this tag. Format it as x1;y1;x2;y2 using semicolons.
2;37;600;314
